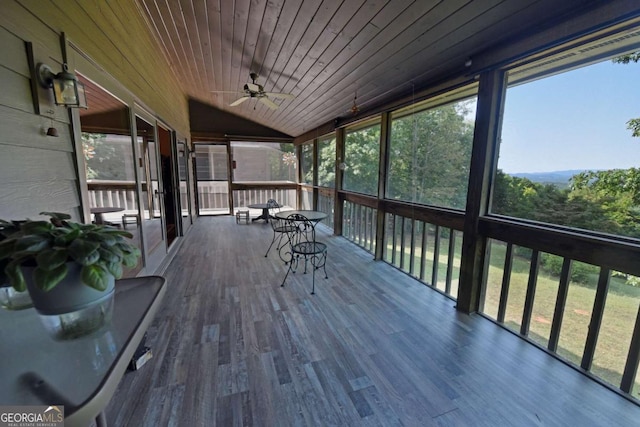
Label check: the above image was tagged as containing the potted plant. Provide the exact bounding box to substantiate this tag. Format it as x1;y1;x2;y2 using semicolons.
0;220;33;310
0;212;141;339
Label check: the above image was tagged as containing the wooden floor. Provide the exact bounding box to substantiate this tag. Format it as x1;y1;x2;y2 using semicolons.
106;216;640;426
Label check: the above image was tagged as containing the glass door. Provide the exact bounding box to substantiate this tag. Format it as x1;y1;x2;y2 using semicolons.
157;125;179;247
135;115;165;271
77;75;143;277
195;143;231;215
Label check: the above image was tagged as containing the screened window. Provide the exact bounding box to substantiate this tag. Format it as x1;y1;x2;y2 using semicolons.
83;133;136;181
318;135;336;188
231;141;296;182
300;142;314;184
493;49;640;239
343;121;381;196
195;145;227;181
387;92;476;209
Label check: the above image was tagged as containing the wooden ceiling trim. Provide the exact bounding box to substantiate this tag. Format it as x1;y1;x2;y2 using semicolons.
266;0;365;108
230;0;301;117
279;0;517;130
219;0;235;98
134;0;176;70
262;0;323;90
268;0;346;100
159;0;202;91
229;0;252;99
260;0;362;123
169;0;209;94
234;0;268;97
190;0;216;91
205;0;224;97
269;0;436;128
278;0;476;127
138;0;191;85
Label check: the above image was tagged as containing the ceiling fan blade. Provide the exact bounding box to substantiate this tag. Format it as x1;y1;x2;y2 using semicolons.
230;96;249;106
259;97;279;110
210;90;245;94
265;92;295;100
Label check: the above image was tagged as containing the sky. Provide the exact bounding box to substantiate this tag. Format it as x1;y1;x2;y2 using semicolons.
498;58;639;174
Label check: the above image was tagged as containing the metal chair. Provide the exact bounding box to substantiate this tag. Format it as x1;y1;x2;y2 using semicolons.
264;200;293;256
280;213;328;294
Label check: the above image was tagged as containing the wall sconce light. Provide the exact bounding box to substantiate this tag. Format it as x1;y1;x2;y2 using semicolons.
36;63;87;108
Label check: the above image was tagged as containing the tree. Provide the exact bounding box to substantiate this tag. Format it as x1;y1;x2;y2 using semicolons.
317;137;336;188
82;133;122;180
387;101;474;209
344;125;381;195
613;52;640;138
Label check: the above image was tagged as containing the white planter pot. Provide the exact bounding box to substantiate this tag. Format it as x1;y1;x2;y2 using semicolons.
24;263;115;340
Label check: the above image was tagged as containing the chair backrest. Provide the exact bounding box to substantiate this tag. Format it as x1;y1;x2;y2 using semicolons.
266;199;281;230
284;213;317;246
267;198;280;212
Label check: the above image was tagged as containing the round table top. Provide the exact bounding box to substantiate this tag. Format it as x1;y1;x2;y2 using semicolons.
275;210;328;222
248;203;280;209
90;207;125;214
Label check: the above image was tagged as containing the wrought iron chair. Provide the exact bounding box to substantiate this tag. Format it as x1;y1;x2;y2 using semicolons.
264;199;293;257
280;213;328;294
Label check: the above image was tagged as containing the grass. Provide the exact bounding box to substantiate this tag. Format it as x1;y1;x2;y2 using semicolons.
373;230;640;399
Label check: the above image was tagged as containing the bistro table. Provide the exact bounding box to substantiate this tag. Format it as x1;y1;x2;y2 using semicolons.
273;210;328;263
0;276;166;427
275;210;329;291
248;202;281;223
274;209;328;222
91;207;125;225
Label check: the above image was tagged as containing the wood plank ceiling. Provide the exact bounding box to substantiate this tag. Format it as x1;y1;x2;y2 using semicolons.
135;0;605;137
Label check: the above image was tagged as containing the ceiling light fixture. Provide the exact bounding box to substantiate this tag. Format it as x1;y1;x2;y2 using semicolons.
36;63;87;108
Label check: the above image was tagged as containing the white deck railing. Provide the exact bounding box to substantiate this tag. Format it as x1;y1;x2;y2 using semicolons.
88;180;297;216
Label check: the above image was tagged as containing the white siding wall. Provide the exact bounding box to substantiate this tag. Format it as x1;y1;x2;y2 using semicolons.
0;22;80;221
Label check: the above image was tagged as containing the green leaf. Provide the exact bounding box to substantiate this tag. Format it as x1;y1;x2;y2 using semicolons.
101;228;134;238
15;235;50;252
98;247;121;263
103;244;123;259
88;231;117;246
36;248;69;271
0;238;17;260
81;264;110;291
34;263;68;291
20;221;53;235
67;239;100;264
5;261;26;292
106;261;123;279
54;228;80;245
122;250;140;267
40;212;71;220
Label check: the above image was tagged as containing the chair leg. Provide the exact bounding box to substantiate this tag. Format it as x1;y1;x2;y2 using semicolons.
265;231;277;257
281;255;296;287
322;251;328;279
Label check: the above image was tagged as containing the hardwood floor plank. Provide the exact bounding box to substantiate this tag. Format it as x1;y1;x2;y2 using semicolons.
105;217;640;426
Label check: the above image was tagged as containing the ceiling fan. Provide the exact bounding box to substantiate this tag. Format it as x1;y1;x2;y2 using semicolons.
225;73;295;110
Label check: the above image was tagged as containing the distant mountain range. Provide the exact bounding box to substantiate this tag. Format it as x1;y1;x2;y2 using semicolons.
509;170;590;188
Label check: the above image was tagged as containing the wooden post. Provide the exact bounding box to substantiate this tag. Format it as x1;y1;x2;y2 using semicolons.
457;70;507;313
375;112;390;260
334;127;345;236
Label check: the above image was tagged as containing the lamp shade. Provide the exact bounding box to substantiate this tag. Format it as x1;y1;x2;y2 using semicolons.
36;63;88;108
